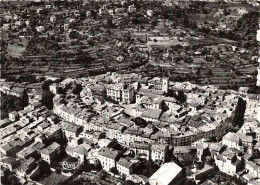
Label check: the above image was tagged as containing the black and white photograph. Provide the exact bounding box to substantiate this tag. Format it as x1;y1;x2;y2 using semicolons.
0;0;259;185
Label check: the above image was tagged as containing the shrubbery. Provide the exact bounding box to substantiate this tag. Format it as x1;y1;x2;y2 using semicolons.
1;92;28;119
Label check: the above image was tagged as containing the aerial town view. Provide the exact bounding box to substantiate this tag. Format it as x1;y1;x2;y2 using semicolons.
0;0;259;185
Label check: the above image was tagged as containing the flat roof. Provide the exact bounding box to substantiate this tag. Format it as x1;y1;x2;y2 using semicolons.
149;162;182;184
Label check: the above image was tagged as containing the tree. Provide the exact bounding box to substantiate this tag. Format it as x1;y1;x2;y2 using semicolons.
207;68;213;76
183;56;192;64
42;91;54;109
151;19;158;27
69;30;79;39
97;170;107;181
131;117;147;127
122;174;126;181
87;39;95;48
196;66;202;76
125;180;135;185
42;80;53;91
106;18;113;28
184;179;196;185
229;97;246;127
19;90;28;107
72;84;82;94
37;160;52;180
1;93;23;119
1;169;22;185
109;167;119;175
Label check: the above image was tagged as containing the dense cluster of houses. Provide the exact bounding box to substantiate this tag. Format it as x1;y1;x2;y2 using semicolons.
0;72;259;184
0;0;259;184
